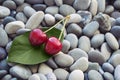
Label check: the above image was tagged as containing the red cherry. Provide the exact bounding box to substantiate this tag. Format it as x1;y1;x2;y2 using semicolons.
45;37;62;55
29;28;47;46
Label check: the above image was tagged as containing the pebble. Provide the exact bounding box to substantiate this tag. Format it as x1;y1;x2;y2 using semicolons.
89;0;98;16
25;0;43;4
88;50;105;65
0;47;7;60
65;33;78;49
110;26;120;38
83;21;99;37
32;4;47;11
0;59;9;70
105;5;114;14
44;14;55;26
54;52;74;67
23;6;36;18
29;65;39;73
25;11;44;29
59;4;76;16
103;72;114;80
5;41;12;53
46;73;57;80
68;70;84;80
78;36;91;52
114;65;120;80
88;70;103;80
13;0;24;5
98;66;104;75
46;58;58;69
102;62;114;73
105;32;119;50
68;48;88;61
5;21;25;34
0;28;8;47
45;6;58;15
91;34;104;48
55;0;63;6
97;0;105;12
16;3;30;12
0;70;8;78
28;74;40;80
44;0;54;6
10;78;17;80
63;0;74;5
0;6;10;18
16;12;27;23
16;28;30;35
73;0;91;10
70;57;89;72
2;0;16;10
54;14;64;20
114;0;120;10
111;11;120;19
61;40;70;53
67;23;82;37
38;63;53;75
37;73;47;80
1;74;12;80
115;17;120;25
54;68;69;80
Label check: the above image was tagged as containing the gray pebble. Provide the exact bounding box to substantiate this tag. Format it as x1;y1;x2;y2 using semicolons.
65;33;78;49
99;66;104;75
102;62;114;73
10;78;18;80
1;74;12;80
0;28;8;47
5;41;12;53
97;0;105;12
88;70;103;80
16;12;27;23
111;26;120;38
59;4;76;16
0;59;9;70
114;0;120;10
46;73;56;80
44;0;54;6
0;6;10;18
70;57;89;72
10;65;32;79
32;4;47;11
111;11;120;19
114;65;120;80
105;5;114;14
83;21;99;37
54;0;63;6
45;6;58;15
115;17;120;25
62;40;70;53
68;48;88;61
0;47;7;60
105;32;119;50
37;73;47;80
63;0;74;5
54;14;64;21
54;52;74;67
54;68;69;80
25;0;43;4
0;70;8;78
103;72;114;80
13;0;24;5
73;0;91;10
28;74;40;80
78;36;91;52
46;58;58;69
16;3;30;12
16;28;30;35
44;14;55;26
29;65;39;73
110;17;116;26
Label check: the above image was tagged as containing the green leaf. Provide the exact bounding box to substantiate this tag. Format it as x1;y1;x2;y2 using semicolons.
7;28;64;65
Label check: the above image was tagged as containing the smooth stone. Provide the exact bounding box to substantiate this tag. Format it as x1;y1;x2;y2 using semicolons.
46;58;58;69
37;73;47;80
55;0;63;6
29;65;39;73
2;16;16;26
5;41;12;53
16;12;27;23
10;65;32;79
101;43;111;61
1;74;12;80
114;65;120;80
65;33;78;49
13;0;24;5
44;14;55;26
23;6;36;18
89;0;98;16
97;0;105;12
109;54;120;67
105;5;114;14
54;52;74;67
54;68;69;80
2;0;16;10
45;6;58;15
67;13;82;23
16;28;30;35
0;6;10;18
70;57;89;72
88;70;103;80
115;17;120;25
99;66;104;75
28;74;40;80
67;23;82;37
32;4;46;11
62;40;70;53
5;21;25;34
59;4;76;16
16;3;30;12
0;70;8;78
46;73;57;80
0;59;9;70
105;32;119;50
38;63;53;75
110;17;116;26
83;21;99;37
102;62;114;73
114;0;120;10
78;36;91;52
63;0;74;5
54;14;64;21
110;26;120;38
88;50;105;65
10;78;18;80
103;72;114;80
25;0;43;4
68;48;88;61
91;34;104;48
73;0;91;10
0;28;8;47
111;11;120;19
68;70;84;80
26;11;44;29
44;0;54;6
0;47;7;60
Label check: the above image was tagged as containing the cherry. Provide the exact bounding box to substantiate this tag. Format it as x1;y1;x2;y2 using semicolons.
29;28;47;46
45;37;62;55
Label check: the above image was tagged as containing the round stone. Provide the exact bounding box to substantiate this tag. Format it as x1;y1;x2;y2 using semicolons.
16;3;30;12
63;0;74;5
54;0;63;6
32;4;46;11
6;41;12;53
45;6;58;15
25;0;43;4
10;78;17;80
103;72;114;80
68;48;88;61
62;40;70;53
111;11;120;19
110;26;120;38
13;0;24;5
1;74;12;80
0;70;7;78
114;0;120;10
15;12;27;23
102;62;114;73
44;0;55;6
114;65;120;80
0;6;10;18
46;58;58;69
28;74;40;80
0;59;9;70
37;73;47;80
54;14;64;20
97;0;105;12
0;47;7;60
105;5;114;14
59;4;76;16
68;70;84;80
44;14;55;26
46;73;57;80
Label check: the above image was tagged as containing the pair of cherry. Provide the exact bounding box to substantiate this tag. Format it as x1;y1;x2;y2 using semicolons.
29;28;62;55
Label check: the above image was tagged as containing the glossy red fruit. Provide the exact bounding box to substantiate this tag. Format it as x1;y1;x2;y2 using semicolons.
45;37;62;55
29;29;47;46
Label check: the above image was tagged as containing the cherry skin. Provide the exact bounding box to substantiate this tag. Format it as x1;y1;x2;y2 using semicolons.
29;28;47;46
45;37;62;55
